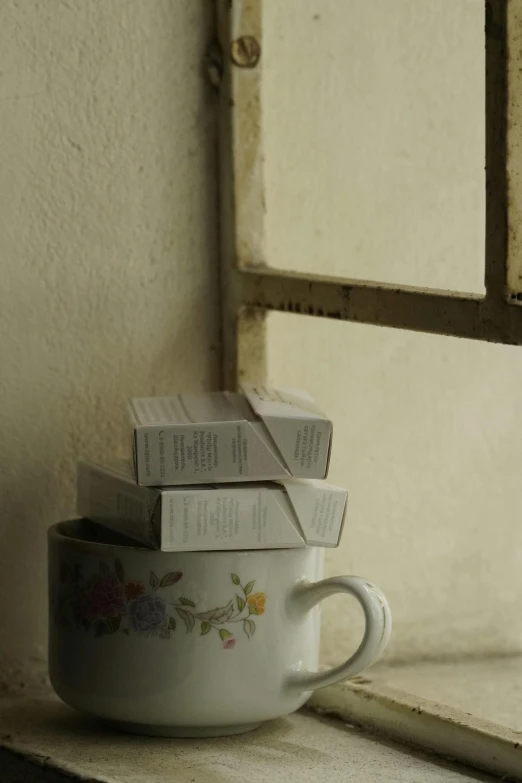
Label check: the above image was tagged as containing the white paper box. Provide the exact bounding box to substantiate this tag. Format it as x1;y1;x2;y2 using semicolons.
77;461;347;551
129;385;332;486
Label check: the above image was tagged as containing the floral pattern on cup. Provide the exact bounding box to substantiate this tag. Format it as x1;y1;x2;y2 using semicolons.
127;592;169;637
53;560;266;649
81;574;125;620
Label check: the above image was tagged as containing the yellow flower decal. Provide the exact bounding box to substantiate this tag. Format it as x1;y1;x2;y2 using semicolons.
247;592;267;616
125;581;146;601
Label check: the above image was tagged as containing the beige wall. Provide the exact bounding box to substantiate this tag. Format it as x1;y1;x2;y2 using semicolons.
1;0;514;687
0;0;218;687
265;0;522;664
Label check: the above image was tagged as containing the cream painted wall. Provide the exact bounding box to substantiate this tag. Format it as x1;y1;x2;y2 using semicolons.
264;0;522;664
0;0;218;687
0;0;513;687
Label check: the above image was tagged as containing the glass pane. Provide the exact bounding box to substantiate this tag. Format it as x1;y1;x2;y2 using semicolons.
266;311;522;665
263;0;485;294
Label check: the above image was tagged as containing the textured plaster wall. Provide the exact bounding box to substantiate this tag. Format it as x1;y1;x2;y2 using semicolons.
1;0;515;690
265;0;522;663
0;0;218;686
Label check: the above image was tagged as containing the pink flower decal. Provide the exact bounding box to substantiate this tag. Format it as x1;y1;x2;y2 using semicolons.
219;628;235;649
82;574;124;619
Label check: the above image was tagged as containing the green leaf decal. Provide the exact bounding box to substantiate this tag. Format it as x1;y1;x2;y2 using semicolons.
71;600;81;628
94;620;107;637
168;616;177;631
219;628;233;641
99;562;110;575
114;559;125;583
231;573;240;585
244;580;255;596
159;628;171;640
150;571;159;590
179;597;196;607
200;621;211;635
122;628;130;635
105;615;121;634
243;618;255;639
160;571;183;587
176;607;195;633
237;595;246;612
196;599;234;625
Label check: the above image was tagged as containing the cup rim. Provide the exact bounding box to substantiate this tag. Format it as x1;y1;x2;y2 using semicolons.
48;519;312;557
48;519;155;553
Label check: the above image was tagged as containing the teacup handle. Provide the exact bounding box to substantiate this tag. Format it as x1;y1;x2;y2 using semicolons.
286;576;392;692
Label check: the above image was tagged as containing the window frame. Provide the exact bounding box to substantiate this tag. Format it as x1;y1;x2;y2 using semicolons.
214;1;522;777
216;0;522;391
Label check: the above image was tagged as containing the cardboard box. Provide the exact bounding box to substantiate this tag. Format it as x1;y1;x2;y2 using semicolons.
129;385;332;486
77;461;347;551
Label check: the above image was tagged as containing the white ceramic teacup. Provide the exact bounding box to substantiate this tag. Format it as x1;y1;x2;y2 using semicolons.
48;519;391;737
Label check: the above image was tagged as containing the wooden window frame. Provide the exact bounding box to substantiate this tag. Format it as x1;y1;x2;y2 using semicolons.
216;0;522;392
212;2;522;777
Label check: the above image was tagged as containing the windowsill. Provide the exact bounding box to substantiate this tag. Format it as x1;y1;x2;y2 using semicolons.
309;654;522;781
0;684;497;783
364;656;522;730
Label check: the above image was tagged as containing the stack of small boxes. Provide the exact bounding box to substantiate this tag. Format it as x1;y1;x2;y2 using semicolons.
77;386;348;552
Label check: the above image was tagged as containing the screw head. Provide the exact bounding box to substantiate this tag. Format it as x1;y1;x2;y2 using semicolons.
230;36;261;68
